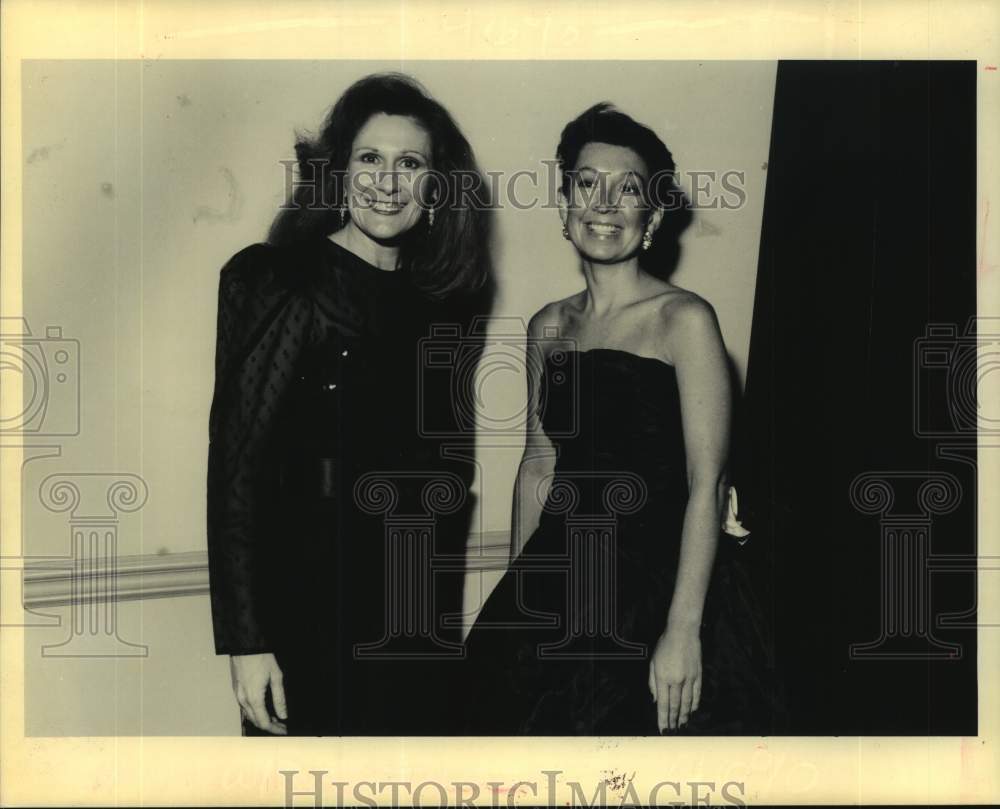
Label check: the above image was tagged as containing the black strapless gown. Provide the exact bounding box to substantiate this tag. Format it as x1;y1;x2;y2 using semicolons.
463;348;787;735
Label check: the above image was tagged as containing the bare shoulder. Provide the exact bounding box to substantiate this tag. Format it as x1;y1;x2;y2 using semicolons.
654;288;724;363
658;288;719;332
526;292;584;339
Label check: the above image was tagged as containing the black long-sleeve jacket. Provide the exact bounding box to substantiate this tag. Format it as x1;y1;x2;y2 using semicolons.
206;236;481;655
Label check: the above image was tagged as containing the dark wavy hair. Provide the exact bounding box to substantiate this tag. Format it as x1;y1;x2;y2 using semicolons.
268;73;491;298
556;103;689;277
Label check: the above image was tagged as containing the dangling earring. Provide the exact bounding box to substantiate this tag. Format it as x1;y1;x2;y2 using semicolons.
339;204;348;227
561;224;570;240
428;205;435;227
642;227;654;251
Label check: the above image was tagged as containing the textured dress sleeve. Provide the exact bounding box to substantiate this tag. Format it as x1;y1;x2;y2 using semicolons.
206;243;315;655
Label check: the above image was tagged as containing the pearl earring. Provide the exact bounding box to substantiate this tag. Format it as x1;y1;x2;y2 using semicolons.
642;228;654;251
428;205;435;227
562;225;570;240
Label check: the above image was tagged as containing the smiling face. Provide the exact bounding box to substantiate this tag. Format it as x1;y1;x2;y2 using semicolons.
559;141;662;265
344;112;433;243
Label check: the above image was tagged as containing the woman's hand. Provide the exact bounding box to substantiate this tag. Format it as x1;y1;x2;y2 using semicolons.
230;653;288;735
648;626;702;732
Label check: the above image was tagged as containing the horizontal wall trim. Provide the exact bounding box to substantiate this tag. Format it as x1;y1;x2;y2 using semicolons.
23;531;512;609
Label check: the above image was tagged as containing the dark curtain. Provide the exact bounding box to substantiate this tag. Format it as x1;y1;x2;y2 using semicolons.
737;60;978;734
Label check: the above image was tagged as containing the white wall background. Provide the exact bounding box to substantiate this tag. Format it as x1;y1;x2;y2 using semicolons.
21;59;775;734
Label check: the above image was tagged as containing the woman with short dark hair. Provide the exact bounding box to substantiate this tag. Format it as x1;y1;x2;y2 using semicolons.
463;103;784;735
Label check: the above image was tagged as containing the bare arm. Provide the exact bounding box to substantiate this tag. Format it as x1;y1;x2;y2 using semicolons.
649;296;732;731
508;309;560;563
667;298;731;629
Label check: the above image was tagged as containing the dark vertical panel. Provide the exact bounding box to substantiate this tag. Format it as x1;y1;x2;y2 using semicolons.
742;61;977;734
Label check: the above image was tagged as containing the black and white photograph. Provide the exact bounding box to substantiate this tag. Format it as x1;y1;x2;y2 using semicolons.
2;1;998;806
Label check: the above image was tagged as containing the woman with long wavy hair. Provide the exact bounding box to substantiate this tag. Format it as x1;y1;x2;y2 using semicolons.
206;73;491;736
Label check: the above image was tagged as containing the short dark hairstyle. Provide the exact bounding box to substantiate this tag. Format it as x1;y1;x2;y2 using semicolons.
268;73;491;298
556;102;681;210
556;102;686;275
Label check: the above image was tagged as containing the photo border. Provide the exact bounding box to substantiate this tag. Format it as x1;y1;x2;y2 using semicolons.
2;1;998;805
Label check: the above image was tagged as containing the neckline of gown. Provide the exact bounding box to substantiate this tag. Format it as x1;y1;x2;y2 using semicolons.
548;347;677;375
319;235;410;282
